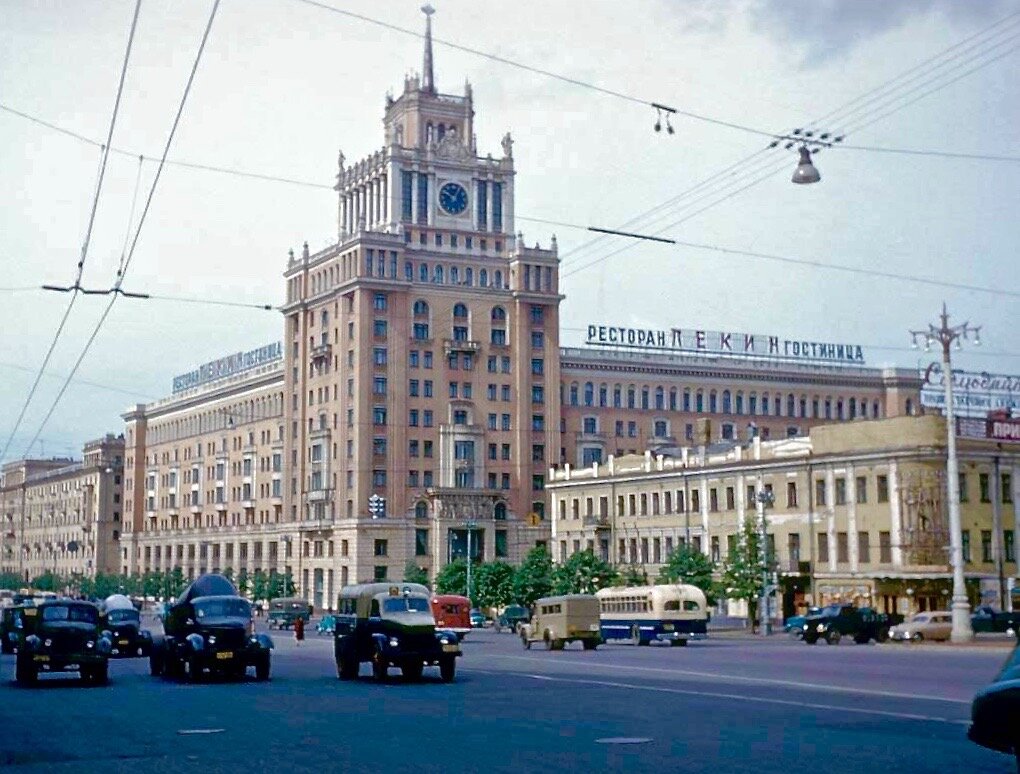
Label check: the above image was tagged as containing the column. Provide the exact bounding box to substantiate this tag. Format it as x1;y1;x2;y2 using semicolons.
847;464;858;573
346;193;353;234
889;461;903;566
427;171;437;225
699;478;710;554
485;176;494;232
992;460;1004;609
735;473;747;528
380;173;388;226
826;467;837;573
410;171;418;227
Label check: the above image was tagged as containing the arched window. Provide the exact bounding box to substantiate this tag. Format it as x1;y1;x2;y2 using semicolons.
320;310;329;327
491;306;507;321
480;269;488;287
450;266;459;284
453;303;468;319
494;270;503;288
641;387;650;410
434;265;444;284
569;383;579;406
583;382;594;407
413;300;429;317
849;397;857;419
465;267;473;286
627;386;636;409
905;398;914;416
735;391;744;415
494;502;507;521
837;398;845;420
426;122;434;143
824;397;832;419
709;390;717;413
683;388;691;412
787;393;796;418
812;396;820;418
419;263;429;282
655;387;665;410
696;390;704;413
872;400;880;419
613;385;622;408
437;123;446;141
599;384;608;407
669;388;677;411
722;390;732;414
415;501;428;519
762;392;770;416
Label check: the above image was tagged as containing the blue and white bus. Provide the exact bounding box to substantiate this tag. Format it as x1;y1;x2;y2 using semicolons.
596;585;708;646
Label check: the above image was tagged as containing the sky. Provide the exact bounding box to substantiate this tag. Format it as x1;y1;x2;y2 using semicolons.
1;0;1018;462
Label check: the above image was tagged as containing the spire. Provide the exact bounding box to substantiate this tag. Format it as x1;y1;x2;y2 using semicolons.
421;4;436;93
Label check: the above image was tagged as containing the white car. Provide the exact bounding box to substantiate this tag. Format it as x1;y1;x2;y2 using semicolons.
888;611;952;642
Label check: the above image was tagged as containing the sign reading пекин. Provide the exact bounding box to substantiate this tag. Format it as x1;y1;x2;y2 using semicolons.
172;342;283;393
585;324;866;365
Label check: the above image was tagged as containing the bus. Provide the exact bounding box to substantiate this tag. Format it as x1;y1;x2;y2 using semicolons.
596;584;708;646
430;594;471;640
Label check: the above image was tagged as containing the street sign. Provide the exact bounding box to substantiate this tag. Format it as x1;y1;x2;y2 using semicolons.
368;494;386;519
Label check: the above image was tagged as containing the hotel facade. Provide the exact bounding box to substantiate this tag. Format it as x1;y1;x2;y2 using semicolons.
9;14;931;609
547;415;1020;618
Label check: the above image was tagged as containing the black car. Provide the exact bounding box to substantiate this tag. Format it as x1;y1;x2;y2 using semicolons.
101;594;152;658
14;600;112;686
334;582;461;682
496;604;531;633
149;574;273;682
968;639;1020;768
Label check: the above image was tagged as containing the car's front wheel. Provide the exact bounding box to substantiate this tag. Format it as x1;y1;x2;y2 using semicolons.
521;632;531;650
788;626;804;640
149;650;163;677
15;658;37;686
372;648;388;682
255;654;271;682
402;661;423;682
439;657;456;683
911;632;924;643
825;630;842;645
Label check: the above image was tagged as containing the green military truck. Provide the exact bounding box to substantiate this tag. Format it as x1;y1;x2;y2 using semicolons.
802;603;903;645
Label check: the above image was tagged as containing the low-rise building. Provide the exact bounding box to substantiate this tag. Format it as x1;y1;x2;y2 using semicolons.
0;435;125;582
547;415;1020;619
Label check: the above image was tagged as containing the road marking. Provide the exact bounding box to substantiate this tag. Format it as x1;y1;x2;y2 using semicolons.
491;655;970;704
596;737;653;744
177;729;225;735
520;674;970;726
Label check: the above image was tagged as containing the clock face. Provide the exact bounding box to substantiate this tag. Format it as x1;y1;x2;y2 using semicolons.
438;182;468;215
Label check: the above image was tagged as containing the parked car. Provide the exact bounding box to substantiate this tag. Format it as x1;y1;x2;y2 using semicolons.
470;609;487;628
317;614;337;636
150;574;273;682
971;606;1020;637
101;593;153;657
495;604;531;633
802;604;903;645
784;607;821;639
15;600;112;685
888;611;952;642
968;638;1020;768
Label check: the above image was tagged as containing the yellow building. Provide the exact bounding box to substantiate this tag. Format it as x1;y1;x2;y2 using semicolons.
546;415;1020;620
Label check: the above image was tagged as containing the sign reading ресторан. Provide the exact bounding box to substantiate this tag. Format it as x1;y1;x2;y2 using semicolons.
172;342;283;393
585;324;865;364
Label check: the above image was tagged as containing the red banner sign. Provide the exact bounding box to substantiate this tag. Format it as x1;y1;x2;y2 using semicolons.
988;418;1020;442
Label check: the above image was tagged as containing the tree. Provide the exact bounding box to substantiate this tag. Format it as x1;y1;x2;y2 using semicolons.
435;559;467;597
658;545;717;604
0;572;22;591
236;568;250;599
250;570;270;603
402;561;430;589
719;519;766;629
473;562;515;609
511;547;553;607
31;572;63;592
141;571;164;599
266;572;295;599
553;550;618;595
618;565;648;587
167;567;186;598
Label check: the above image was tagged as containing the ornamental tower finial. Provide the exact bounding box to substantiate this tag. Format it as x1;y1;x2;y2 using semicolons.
421;4;436;94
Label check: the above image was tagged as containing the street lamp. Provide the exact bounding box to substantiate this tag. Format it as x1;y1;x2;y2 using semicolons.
465;520;477;604
791;146;821;184
911;303;981;642
756;483;775;637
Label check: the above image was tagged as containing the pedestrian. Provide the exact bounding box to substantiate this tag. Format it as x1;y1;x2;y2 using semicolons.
294;614;305;647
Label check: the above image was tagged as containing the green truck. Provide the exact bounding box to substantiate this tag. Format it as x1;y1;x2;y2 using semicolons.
802;604;903;645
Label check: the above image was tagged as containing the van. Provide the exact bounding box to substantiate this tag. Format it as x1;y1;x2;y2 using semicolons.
520;594;601;651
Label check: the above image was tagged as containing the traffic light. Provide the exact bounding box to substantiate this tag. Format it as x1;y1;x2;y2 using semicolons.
368;494;386;519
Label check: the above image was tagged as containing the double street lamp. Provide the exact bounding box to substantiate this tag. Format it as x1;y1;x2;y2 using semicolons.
756;483;775;637
911;303;981;643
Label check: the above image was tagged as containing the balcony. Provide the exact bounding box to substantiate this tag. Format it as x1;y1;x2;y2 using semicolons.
443;338;480;355
575;431;606;443
215;500;228;513
583;514;611;528
311;342;332;362
190;505;202;515
308;489;334;503
782;559;811;574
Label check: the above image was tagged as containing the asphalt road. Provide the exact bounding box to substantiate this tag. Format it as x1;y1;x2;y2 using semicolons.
0;625;1014;773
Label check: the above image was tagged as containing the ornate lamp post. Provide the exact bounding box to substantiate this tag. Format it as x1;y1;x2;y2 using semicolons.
911;303;981;642
756;483;775;636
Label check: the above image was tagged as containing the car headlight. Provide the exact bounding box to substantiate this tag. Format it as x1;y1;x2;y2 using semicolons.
86;641;95;649
816;624;825;632
96;637;112;654
388;637;399;648
208;635;217;645
44;638;52;647
439;637;450;645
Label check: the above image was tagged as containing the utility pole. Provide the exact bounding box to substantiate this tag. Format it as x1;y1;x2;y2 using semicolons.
911;303;980;642
756;480;775;637
465;520;477;604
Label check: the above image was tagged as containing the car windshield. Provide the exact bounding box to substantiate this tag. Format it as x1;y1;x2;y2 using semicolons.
820;605;843;617
107;609;139;624
382;597;430;614
194;599;251;619
910;614;930;623
41;605;97;624
506;607;526;616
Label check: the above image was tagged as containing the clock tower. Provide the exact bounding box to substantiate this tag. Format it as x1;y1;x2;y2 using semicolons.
284;5;559;589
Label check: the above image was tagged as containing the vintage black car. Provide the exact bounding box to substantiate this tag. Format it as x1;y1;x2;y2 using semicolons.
968;638;1020;768
15;600;112;685
267;597;312;630
149;574;273;682
802;604;902;645
1;605;27;654
334;582;461;683
495;604;531;634
101;594;152;658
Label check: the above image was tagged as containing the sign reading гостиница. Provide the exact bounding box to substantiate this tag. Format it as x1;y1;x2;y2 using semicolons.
172;342;283;393
585;324;865;364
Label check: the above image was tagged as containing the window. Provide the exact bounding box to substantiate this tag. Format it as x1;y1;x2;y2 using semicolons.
879;531;892;563
373;376;387;396
787;482;798;508
836;532;848;562
531;331;543;349
877;475;889;503
834;478;846;505
858;531;870;564
374;539;388;557
981;530;992;563
709;488;719;512
373;407;387;425
424;410;434;427
373;566;388;582
495;530;508;558
726;486;735;510
531;358;544;375
409;379;419;397
532;414;545;431
532;386;544;404
415;529;428;556
980;473;991;503
1006;530;1015;562
373;293;387;311
818;534;829;563
501;414;511;431
413;323;430;340
409;410;419;427
373;347;387;366
815;479;826;506
855;476;867;504
1003;474;1013;503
